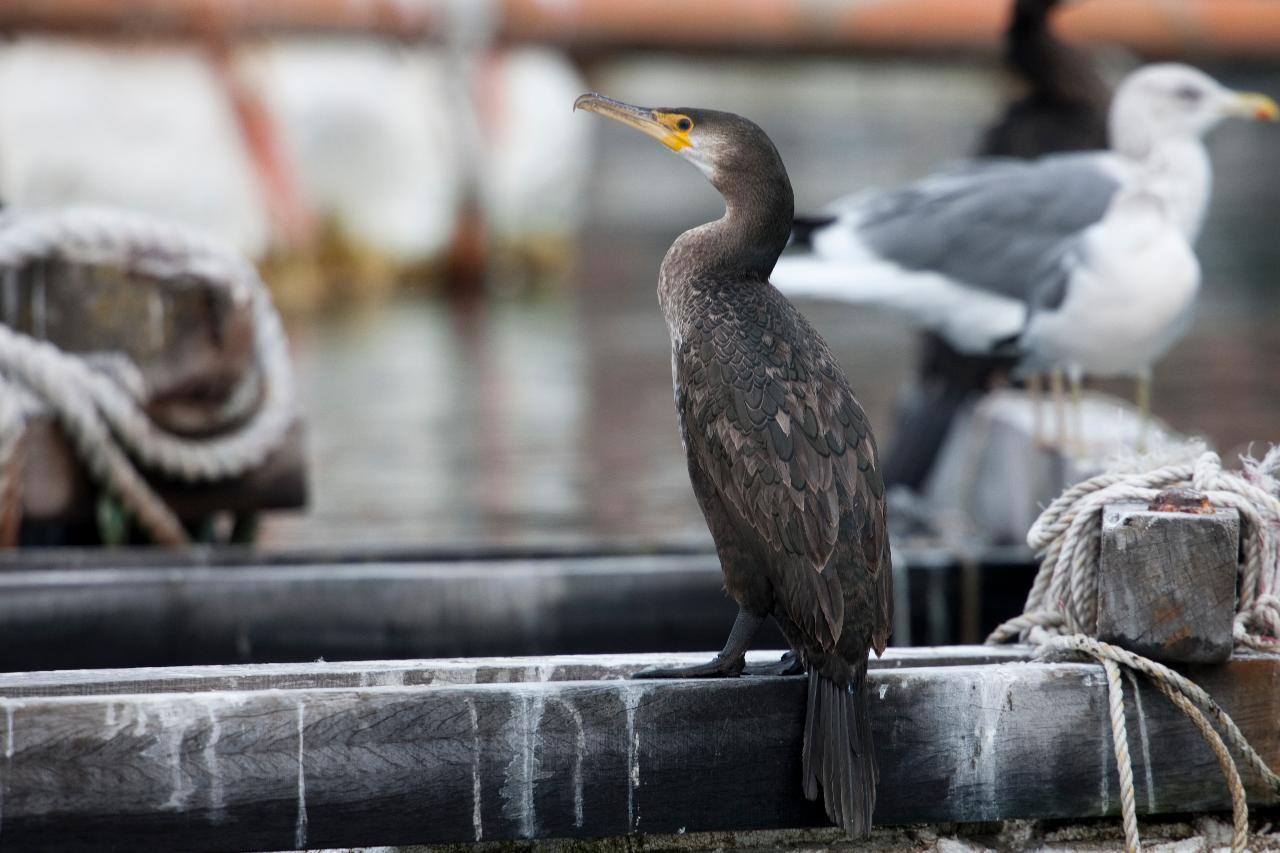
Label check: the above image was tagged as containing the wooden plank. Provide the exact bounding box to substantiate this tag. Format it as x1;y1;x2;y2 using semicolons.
1099;501;1239;663
0;655;1274;850
21;418;308;522
0;645;1035;697
0;554;761;670
0;551;1035;671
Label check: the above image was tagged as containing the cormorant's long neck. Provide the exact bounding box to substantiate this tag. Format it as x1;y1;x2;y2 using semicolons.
661;162;794;286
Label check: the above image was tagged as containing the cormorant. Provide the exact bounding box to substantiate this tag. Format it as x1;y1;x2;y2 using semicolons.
575;94;892;837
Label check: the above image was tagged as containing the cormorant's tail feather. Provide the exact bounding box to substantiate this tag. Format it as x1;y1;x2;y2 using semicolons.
802;667;876;838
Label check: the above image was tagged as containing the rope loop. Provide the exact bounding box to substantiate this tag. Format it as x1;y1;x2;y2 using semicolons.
991;446;1280;853
0;207;295;545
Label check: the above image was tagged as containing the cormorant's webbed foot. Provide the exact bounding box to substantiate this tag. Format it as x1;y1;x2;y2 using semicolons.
744;650;804;677
633;655;746;679
631;607;764;680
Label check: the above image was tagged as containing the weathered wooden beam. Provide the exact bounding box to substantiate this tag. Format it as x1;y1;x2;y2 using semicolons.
21;418;308;522
0;554;750;670
0;653;1275;851
0;550;1034;670
1099;500;1239;663
0;645;1034;697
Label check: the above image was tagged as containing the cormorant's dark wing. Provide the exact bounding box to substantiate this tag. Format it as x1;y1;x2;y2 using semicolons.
674;287;889;652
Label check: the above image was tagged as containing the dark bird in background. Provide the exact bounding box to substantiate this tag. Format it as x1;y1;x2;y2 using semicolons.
575;94;893;837
878;0;1110;491
980;0;1110;159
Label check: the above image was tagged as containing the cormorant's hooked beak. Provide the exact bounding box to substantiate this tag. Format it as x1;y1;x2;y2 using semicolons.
574;93;691;152
1225;90;1279;122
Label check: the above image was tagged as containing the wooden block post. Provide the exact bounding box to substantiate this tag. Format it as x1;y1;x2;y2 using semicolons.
1099;494;1239;662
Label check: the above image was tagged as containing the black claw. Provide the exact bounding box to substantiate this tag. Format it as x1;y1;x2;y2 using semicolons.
744;651;805;677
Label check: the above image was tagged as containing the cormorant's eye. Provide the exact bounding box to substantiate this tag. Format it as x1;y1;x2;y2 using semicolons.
1175;85;1204;103
676;117;693;132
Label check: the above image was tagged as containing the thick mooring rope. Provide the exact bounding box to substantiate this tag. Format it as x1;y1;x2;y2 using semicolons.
988;448;1280;853
0;207;295;545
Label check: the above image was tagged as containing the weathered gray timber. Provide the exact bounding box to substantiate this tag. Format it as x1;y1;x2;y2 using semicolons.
0;650;1275;851
0;645;1033;697
1099;502;1239;662
22;418;308;522
0;548;1035;671
0;554;756;670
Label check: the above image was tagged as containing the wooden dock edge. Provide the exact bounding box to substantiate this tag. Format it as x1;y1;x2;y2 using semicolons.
0;647;1275;851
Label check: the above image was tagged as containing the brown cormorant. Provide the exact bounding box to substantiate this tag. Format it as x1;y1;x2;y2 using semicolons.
575;93;892;837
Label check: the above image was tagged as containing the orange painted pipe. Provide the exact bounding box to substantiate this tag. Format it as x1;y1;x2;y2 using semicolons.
2;0;1280;57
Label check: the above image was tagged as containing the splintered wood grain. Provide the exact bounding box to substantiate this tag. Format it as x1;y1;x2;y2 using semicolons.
0;656;1274;851
1099;504;1239;662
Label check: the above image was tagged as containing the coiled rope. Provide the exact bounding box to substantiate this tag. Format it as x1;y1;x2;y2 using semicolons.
0;207;295;545
988;447;1280;852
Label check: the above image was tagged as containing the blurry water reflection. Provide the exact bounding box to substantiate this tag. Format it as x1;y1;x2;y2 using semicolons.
262;60;1280;549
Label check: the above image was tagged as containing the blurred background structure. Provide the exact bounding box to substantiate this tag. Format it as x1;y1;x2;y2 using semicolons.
0;0;1277;554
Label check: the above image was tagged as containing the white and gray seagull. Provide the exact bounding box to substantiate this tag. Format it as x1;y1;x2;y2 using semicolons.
772;63;1278;446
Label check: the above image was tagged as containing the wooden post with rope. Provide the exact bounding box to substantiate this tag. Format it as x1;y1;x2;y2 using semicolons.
1098;491;1240;663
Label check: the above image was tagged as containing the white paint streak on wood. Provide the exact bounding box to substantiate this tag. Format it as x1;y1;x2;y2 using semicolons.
946;665;1016;804
295;701;308;850
553;698;586;828
500;686;548;839
3;704;14;759
1126;670;1155;813
154;705;196;810
467;697;483;841
204;703;225;820
621;683;648;830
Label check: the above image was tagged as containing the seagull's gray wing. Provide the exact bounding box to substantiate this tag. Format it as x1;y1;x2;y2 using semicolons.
852;153;1123;300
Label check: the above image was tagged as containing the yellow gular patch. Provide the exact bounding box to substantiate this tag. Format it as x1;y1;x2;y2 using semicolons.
653;112;694;151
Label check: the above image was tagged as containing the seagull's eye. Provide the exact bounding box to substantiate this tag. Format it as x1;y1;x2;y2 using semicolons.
1175;85;1204;103
676;117;693;132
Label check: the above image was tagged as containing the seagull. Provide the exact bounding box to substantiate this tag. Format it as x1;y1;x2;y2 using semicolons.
773;63;1278;449
884;0;1111;488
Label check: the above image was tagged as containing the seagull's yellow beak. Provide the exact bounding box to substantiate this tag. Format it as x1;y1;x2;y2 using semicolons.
1226;91;1279;122
574;93;693;152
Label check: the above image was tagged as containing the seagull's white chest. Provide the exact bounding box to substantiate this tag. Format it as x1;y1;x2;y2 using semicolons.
1022;201;1200;378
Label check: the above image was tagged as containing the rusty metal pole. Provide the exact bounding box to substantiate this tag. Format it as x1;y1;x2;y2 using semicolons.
1;0;1279;57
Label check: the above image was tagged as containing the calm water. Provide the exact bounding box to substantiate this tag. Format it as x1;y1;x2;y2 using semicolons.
261;59;1280;549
